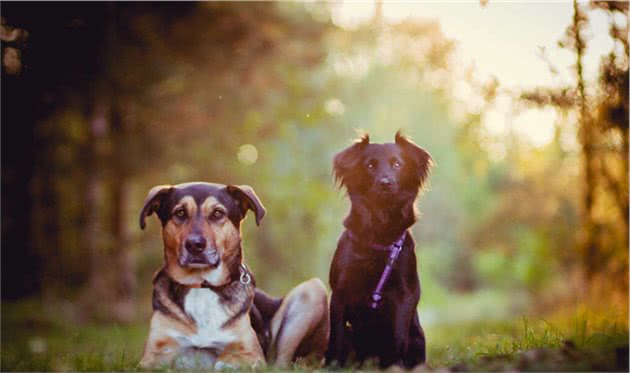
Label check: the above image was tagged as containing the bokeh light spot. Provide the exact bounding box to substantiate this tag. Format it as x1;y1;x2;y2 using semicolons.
237;144;258;165
325;98;345;116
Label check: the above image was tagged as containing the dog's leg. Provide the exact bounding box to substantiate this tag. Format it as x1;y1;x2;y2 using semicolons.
325;290;351;367
404;312;426;367
140;313;190;369
140;334;180;369
216;327;265;369
267;278;329;368
384;297;418;368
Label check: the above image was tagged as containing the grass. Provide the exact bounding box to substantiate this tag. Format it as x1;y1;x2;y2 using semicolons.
427;314;628;371
1;299;628;372
1;299;147;371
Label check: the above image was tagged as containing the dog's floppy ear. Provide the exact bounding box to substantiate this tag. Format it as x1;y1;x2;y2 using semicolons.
227;185;266;226
333;133;370;188
139;185;173;230
395;130;433;188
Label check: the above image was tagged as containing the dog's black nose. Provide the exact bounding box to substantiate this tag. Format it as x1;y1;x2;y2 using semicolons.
185;235;207;254
378;177;392;187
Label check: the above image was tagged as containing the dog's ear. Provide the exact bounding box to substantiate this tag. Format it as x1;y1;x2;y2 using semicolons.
139;185;173;230
333;133;370;188
227;185;266;226
395;130;433;188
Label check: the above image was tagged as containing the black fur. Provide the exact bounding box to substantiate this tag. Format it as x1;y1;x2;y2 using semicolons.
218;270;256;329
250;289;283;356
151;269;192;324
152;269;189;318
326;131;432;369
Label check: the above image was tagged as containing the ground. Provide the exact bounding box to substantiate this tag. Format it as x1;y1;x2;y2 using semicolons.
1;299;627;371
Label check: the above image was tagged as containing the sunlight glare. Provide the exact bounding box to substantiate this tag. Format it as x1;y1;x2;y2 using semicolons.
331;2;375;30
484;108;507;137
331;1;610;150
512;108;556;148
333;55;370;78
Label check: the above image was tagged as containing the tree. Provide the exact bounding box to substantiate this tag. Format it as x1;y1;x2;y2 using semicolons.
520;0;628;291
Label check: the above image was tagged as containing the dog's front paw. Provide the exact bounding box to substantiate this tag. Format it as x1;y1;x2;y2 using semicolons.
214;361;237;371
173;348;217;370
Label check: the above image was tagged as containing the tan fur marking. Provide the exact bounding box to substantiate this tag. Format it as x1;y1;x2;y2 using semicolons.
199;196;223;217
199;196;241;286
154;283;194;325
162;196;206;284
140;312;195;368
163;196;197;263
175;196;197;215
216;316;265;368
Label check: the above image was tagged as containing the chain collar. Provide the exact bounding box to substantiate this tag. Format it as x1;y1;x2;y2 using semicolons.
200;262;253;290
239;263;252;286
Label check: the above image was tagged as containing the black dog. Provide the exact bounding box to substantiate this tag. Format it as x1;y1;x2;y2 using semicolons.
326;131;432;369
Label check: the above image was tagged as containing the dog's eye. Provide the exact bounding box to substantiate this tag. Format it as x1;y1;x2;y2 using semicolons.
367;161;376;169
209;209;225;221
174;208;187;219
392;161;402;169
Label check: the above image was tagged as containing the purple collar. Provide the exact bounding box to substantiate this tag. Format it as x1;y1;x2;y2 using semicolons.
346;230;406;251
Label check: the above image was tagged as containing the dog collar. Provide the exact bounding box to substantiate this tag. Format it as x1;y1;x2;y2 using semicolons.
346;230;406;251
200;263;253;290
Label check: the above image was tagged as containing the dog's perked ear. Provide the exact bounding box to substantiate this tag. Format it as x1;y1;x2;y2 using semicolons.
227;185;266;226
139;185;173;230
333;133;370;188
395;130;433;188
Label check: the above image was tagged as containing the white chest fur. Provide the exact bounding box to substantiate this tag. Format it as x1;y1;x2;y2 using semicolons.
175;288;236;350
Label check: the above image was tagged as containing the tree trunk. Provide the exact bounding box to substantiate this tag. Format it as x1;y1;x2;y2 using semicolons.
572;0;598;280
109;100;136;322
82;104;111;319
32;155;60;300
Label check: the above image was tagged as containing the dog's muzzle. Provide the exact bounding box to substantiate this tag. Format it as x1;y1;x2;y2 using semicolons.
372;177;398;196
180;235;221;268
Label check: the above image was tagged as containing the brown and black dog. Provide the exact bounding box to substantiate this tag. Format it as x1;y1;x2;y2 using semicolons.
139;182;329;369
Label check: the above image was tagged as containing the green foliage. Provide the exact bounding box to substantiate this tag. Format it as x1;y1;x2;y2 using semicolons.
473;228;554;292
